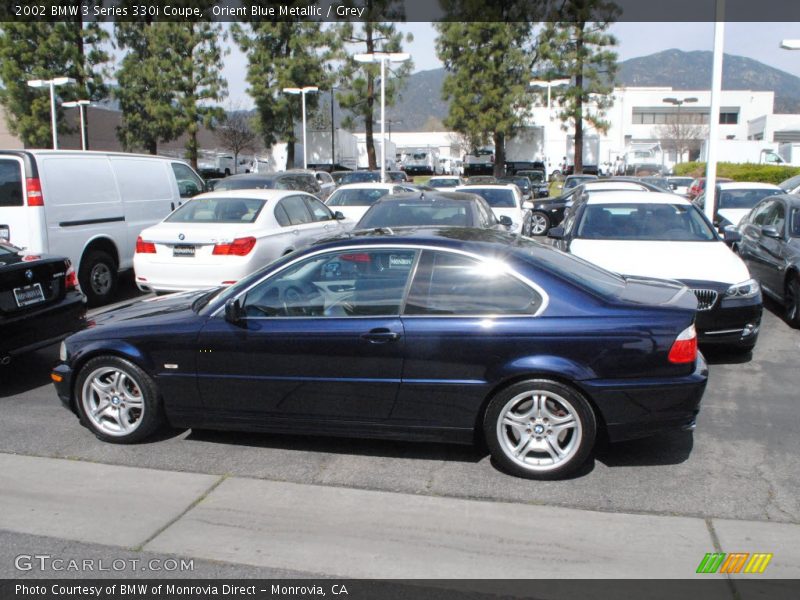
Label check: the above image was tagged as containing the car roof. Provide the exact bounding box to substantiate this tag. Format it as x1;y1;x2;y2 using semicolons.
716;182;781;190
192;189;308;201
331;182;399;190
584;191;691;205
373;191;480;203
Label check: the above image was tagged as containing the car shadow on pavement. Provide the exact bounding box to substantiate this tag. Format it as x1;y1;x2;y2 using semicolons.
702;347;754;366
186;428;488;464
0;346;59;398
594;430;694;468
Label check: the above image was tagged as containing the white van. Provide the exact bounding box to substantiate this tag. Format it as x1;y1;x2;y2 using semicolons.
0;150;205;305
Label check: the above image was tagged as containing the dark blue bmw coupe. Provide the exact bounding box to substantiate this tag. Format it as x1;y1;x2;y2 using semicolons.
52;228;707;479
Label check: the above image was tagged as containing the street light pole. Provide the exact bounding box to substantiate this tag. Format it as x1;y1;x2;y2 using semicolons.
63;100;90;150
27;76;76;149
353;52;410;182
529;79;570;176
283;86;318;169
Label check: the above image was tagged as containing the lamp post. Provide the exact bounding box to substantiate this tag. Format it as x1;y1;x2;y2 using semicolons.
27;77;76;149
283;86;318;169
63;100;90;150
353;52;410;182
662;96;698;164
529;79;570;176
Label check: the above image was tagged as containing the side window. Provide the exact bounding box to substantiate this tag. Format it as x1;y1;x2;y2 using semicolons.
405;250;542;316
304;196;334;222
273;203;291;227
765;202;786;233
171;163;204;198
476;201;496;227
278;196;312;225
0;159;23;207
304;175;321;194
242;248;417;317
752;200;774;226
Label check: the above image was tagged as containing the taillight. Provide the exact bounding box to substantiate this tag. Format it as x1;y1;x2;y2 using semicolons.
340;252;371;263
668;324;698;364
26;178;44;206
135;236;156;254
64;259;79;292
212;237;256;256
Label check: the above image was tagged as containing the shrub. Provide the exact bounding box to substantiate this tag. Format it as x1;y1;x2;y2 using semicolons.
673;162;800;185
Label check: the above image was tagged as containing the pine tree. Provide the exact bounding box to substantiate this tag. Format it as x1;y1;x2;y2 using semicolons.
536;0;620;174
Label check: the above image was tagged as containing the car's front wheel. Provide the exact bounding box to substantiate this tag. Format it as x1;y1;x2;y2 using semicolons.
529;211;551;236
75;357;164;443
484;379;596;479
785;276;800;328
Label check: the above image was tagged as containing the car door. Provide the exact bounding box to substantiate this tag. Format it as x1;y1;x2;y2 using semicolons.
196;246;418;421
302;195;343;239
395;249;545;429
740;200;775;288
756;200;789;295
274;194;318;250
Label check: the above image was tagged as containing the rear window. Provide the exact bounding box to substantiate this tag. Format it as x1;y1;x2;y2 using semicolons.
0;160;23;207
718;189;779;210
166;197;265;223
214;177;276;191
427;179;460;189
339;172;381;184
327;188;390;207
357;202;474;229
464;188;516;208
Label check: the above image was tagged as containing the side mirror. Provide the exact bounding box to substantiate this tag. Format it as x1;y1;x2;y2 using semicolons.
762;225;781;239
334;211;346;220
723;227;741;244
499;215;513;228
548;226;565;240
224;298;245;326
522;201;534;210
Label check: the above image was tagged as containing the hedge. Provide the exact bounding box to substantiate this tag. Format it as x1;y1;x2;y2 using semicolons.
672;161;800;185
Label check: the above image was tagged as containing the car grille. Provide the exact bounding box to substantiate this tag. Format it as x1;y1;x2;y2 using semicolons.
692;288;719;311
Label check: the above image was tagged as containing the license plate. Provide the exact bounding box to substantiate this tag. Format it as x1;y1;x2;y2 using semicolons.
13;283;45;307
172;245;196;257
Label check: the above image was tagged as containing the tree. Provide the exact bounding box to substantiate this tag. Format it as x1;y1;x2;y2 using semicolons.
0;17;109;148
215;104;258;174
536;0;620;174
654;119;707;164
435;21;534;176
333;1;413;170
232;15;335;170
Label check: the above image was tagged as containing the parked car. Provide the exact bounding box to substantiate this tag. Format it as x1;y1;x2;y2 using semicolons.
426;176;463;192
464;176;498;185
637;176;672;192
737;194;800;327
497;175;533;200
312;170;336;201
694;182;782;229
548;191;762;352
1;242;85;364
213;172;324;199
0;150;204;305
133;190;345;294
777;174;800;195
562;174;598;191
354;191;512;231
667;176;694;196
325;183;414;229
331;171;382;185
386;171;410;183
516;169;550;198
528;179;662;236
686;177;732;201
53;228;707;479
455;184;531;236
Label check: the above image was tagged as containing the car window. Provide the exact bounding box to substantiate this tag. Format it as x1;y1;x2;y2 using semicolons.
764;201;786;232
274;203;291;227
242;248;417;317
278;195;312;225
327;188;391;207
790;208;800;237
576;203;716;241
718;189;778;210
357;202;474;229
299;174;321;194
404;250;542;316
752;200;774;226
171;163;204;198
304;196;334;222
166;197;265;223
214;177;275;191
463;188;516;208
475;200;496;227
0;159;23;207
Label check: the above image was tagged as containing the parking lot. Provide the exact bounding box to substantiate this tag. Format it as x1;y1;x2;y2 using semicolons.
1;278;798;527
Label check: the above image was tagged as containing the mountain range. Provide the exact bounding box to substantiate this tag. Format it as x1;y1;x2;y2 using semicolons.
383;49;800;132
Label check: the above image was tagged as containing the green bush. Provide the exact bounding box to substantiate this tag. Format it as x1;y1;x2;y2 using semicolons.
672;162;800;185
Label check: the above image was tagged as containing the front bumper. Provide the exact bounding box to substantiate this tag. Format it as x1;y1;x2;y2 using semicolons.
694;294;762;350
581;352;708;442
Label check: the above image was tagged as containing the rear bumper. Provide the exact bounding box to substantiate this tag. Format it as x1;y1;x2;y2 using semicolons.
0;291;86;357
580;352;708;442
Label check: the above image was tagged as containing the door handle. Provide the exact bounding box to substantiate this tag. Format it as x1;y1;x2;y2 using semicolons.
361;328;401;343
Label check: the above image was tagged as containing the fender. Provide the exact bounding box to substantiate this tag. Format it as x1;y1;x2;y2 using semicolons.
490;354;597;383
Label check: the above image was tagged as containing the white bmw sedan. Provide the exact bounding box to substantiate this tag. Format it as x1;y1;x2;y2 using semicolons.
134;190;345;293
325;182;413;230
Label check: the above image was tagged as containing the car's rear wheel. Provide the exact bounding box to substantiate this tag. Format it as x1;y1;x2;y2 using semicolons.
484;379;596;479
75;357;164;443
529;211;551;236
79;250;117;307
785;276;800;328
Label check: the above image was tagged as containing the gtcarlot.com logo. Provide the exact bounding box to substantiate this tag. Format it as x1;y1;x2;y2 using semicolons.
696;552;773;574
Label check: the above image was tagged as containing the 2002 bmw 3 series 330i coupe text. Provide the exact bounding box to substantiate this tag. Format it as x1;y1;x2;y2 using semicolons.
52;228;708;479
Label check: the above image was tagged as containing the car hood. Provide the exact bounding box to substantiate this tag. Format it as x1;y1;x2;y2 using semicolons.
83;290;210;334
569;239;750;284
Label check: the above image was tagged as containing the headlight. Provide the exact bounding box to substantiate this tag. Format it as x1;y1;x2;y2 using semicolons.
725;278;760;299
59;341;68;362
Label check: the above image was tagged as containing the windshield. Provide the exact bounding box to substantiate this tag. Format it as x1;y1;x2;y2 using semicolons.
465;188;516;208
326;188;391;207
213;177;275;191
339;171;381;184
428;178;461;188
166;197;266;223
576;203;716;241
357;202;475;229
718;189;778;210
0;242;20;256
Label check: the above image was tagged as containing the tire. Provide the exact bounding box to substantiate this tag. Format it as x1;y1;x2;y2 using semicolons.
483;379;596;480
529;211;551;236
785;276;800;328
75;356;164;444
79;250;117;307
